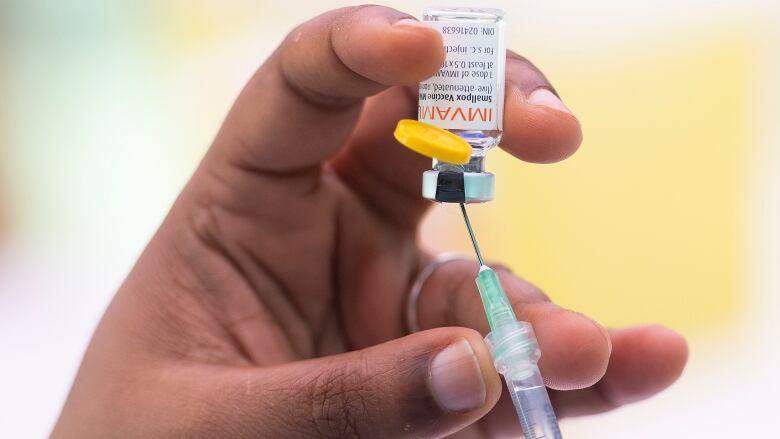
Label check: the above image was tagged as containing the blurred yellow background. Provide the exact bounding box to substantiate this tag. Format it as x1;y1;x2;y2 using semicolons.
1;1;778;437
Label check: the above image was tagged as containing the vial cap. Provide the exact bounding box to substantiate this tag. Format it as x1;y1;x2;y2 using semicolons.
393;119;472;164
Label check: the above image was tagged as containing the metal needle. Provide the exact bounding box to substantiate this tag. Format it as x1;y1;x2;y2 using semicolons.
459;203;485;266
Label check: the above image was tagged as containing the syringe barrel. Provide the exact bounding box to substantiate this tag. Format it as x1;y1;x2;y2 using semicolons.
504;367;562;439
486;321;563;439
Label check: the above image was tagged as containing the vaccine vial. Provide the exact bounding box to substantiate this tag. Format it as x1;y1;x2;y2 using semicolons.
419;7;506;203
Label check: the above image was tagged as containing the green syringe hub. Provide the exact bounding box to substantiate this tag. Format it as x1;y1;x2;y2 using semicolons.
475;266;518;331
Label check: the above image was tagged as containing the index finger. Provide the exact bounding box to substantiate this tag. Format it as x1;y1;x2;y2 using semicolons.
332;53;583;229
210;5;444;175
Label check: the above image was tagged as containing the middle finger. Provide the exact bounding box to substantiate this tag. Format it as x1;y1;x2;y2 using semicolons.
415;258;612;390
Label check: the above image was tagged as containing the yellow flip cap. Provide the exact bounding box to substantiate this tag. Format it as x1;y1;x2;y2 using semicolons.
393;119;472;165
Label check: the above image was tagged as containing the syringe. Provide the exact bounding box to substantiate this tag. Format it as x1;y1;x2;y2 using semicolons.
460;204;563;439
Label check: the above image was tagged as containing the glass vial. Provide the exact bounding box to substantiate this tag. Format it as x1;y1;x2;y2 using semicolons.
419;7;506;203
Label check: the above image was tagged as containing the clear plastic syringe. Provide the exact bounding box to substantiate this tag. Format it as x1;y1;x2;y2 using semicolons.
460;204;563;439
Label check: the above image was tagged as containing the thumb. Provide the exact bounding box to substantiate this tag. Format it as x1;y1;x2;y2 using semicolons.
203;328;501;438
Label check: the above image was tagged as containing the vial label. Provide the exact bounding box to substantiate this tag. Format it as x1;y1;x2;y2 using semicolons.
419;21;505;131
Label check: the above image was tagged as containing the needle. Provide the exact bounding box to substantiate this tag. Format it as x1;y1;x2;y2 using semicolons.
459;203;485;266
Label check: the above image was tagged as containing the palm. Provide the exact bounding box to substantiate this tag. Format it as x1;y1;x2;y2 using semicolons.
185;130;423;365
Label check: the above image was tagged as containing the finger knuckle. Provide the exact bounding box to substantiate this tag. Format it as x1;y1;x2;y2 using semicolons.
308;358;377;438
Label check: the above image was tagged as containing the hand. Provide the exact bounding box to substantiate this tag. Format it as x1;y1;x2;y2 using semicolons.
53;6;688;438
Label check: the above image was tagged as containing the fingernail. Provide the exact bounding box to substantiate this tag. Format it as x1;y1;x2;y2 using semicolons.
527;88;572;114
393;18;430;29
430;338;486;412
